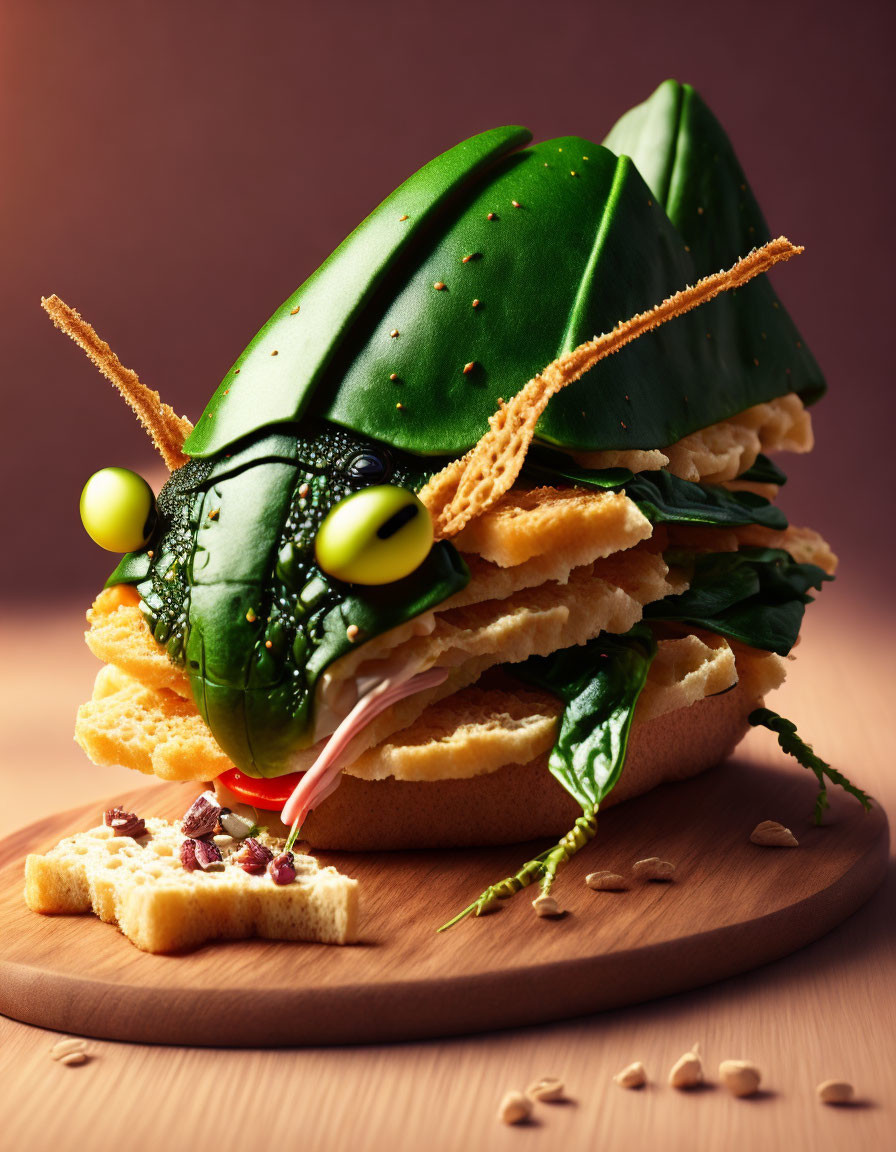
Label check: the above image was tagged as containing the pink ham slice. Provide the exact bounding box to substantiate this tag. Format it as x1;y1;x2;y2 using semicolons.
280;667;448;829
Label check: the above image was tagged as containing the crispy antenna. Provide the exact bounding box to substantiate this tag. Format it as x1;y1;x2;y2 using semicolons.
41;294;193;471
420;237;803;539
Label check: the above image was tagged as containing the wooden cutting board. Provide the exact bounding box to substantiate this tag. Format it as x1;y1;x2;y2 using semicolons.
0;757;887;1047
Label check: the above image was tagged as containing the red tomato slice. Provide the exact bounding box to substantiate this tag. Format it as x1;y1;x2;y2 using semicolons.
217;767;302;810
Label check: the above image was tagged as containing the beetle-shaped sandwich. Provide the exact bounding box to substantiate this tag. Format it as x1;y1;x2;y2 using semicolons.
56;81;868;924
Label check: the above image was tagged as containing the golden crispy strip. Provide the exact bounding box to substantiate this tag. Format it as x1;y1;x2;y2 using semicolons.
41;294;193;471
420;238;803;539
452;487;651;568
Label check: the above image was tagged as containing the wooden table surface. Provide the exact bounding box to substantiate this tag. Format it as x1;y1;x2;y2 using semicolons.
1;587;893;1152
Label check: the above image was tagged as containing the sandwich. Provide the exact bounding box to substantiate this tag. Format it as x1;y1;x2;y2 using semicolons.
50;79;869;930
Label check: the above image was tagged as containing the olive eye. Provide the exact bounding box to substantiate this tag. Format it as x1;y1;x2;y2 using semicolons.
80;467;157;553
315;485;433;585
344;450;390;484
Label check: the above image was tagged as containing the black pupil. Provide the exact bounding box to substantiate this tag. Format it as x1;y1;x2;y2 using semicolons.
346;451;389;484
377;503;418;540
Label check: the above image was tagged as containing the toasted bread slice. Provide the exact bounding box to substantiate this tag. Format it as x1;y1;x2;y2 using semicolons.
25;817;359;951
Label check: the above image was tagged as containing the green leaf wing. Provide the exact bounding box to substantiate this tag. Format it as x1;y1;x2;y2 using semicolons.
183;126;532;458
603;78;825;407
188;82;824;461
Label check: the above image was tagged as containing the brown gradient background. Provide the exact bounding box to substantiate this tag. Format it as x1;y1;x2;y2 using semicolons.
1;0;893;609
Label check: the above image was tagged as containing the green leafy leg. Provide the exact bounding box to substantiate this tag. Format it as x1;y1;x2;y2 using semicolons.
437;813;598;932
748;708;873;824
438;628;654;932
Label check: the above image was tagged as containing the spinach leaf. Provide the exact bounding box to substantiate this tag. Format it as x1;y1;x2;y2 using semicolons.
625;471;786;530
749;708;872;824
513;625;657;814
645;548;831;656
523;447;786;530
738;453;787;486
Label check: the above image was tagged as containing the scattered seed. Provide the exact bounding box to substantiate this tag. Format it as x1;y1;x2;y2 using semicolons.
472;299;481;308
59;1052;88;1066
390;329;399;338
346;624;360;642
498;1090;533;1125
395;401;404;410
265;640;273;649
50;1038;87;1061
570;170;577;176
586;871;627;891
669;1047;703;1090
462;254;477;263
487;212;497;221
270;349;279;356
398;214;409;221
750;820;798;848
511;199;521;208
526;1076;565;1102
463;361;476;375
208;508;220;520
633;857;675;880
532;894;562;918
434;281;446;290
719;1060;762;1098
299;483;309;498
389;372;399;381
614;1061;647;1089
245;609;257;623
290;305;301;315
817;1080;854;1105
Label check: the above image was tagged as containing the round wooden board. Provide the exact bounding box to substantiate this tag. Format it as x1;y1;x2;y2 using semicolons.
0;757;887;1047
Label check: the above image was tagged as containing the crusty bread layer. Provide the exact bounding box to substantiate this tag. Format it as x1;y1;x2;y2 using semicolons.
215;679;758;850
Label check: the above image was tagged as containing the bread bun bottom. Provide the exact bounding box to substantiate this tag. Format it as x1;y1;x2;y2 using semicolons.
214;683;758;851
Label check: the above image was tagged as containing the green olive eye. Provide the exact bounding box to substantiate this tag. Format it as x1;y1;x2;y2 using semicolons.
315;485;433;585
80;467;157;553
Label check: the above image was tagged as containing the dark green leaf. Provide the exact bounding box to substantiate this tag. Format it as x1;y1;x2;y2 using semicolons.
604;79;825;407
738;453;788;486
645;548;831;655
524;447;787;530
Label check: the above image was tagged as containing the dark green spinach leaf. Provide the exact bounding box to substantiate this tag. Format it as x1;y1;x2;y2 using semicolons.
645;548;831;655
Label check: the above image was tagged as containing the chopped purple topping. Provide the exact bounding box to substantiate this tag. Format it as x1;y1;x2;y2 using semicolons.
180;838;200;871
267;852;296;886
193;838;224;871
103;806;146;839
234;837;274;875
181;792;221;839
